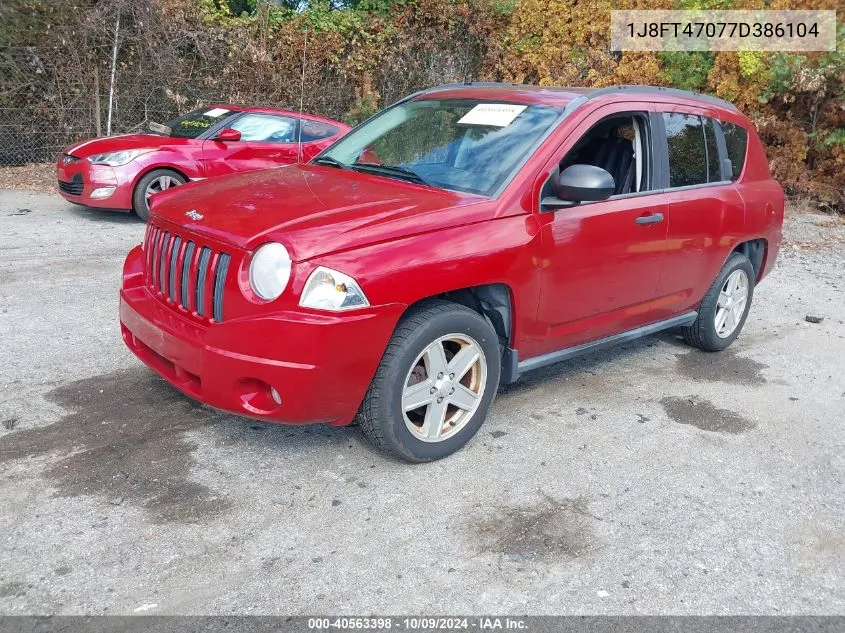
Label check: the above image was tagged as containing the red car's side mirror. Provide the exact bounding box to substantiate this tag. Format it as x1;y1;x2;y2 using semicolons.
215;128;241;142
358;147;381;164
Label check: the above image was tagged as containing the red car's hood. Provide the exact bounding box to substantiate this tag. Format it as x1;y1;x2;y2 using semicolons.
151;164;491;261
65;133;180;158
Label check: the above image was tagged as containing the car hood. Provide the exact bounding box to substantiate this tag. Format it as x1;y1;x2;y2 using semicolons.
64;133;176;158
150;164;491;261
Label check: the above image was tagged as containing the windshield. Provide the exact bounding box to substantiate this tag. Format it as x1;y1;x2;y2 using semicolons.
315;98;563;197
164;107;236;139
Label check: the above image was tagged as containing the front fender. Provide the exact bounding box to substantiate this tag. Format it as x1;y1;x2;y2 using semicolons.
294;215;542;354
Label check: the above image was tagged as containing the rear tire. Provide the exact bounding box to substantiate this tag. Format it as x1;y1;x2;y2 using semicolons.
682;252;755;352
358;300;501;462
132;169;186;221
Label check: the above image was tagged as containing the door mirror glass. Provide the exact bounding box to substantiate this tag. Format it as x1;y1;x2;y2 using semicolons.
556;164;615;202
215;128;242;142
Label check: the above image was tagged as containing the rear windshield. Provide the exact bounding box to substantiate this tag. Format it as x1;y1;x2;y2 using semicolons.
721;122;748;181
165;108;236;139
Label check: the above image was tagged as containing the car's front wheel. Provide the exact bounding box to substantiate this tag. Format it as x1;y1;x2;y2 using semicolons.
358;300;501;462
682;251;756;352
132;169;186;221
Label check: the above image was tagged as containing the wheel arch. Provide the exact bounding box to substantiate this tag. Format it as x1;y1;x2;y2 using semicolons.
130;165;192;216
399;283;518;384
131;164;191;194
731;238;767;281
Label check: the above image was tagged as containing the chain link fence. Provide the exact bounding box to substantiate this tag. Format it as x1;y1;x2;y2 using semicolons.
0;47;365;165
1;48;87;164
0;53;481;166
0;0;496;167
0;2;488;166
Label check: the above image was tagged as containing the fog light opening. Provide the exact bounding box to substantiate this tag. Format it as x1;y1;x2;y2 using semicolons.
90;186;116;199
237;378;283;415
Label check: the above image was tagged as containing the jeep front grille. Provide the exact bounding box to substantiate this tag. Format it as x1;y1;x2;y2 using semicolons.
144;222;231;322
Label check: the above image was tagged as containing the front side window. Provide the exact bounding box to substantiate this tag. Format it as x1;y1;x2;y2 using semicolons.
315;98;563;197
663;113;707;188
230;114;298;143
557;112;651;196
722;122;748;181
166;107;236;139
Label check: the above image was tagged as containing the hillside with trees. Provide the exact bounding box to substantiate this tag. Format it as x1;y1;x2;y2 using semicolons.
0;0;841;209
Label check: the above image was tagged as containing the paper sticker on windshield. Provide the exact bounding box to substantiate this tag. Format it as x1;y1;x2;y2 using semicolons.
204;108;230;118
458;104;527;127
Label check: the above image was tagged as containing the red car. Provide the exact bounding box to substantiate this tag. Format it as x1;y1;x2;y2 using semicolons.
57;105;349;220
119;83;784;461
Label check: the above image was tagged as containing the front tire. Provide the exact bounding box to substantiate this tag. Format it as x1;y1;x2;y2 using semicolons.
358;300;501;462
132;169;186;221
682;252;755;352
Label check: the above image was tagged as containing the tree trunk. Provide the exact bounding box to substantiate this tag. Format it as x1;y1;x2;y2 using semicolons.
93;63;102;137
106;6;121;136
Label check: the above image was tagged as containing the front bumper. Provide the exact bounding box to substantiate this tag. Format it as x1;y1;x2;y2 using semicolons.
56;157;134;209
119;246;404;426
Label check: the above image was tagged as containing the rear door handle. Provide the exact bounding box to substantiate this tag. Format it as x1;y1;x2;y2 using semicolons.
636;213;664;225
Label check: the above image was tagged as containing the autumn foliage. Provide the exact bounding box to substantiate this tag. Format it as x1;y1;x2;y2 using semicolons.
1;0;842;209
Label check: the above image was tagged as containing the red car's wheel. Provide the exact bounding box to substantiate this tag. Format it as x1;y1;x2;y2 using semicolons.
132;169;186;221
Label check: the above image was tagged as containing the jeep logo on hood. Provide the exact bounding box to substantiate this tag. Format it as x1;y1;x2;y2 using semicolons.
185;210;204;221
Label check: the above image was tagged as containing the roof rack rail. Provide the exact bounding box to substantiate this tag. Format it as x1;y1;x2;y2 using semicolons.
582;85;738;111
423;82;526;92
413;82;737;111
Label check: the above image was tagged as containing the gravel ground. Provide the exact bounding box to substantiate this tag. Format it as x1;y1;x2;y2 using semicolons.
0;190;843;615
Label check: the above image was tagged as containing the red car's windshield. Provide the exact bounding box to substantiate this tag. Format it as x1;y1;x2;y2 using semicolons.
164;107;237;139
315;98;563;197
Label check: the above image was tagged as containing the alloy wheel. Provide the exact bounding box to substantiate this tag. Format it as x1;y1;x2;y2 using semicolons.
401;333;487;443
144;175;181;208
714;269;749;338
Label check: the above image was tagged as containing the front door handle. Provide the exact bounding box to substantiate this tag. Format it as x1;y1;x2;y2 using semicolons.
635;213;664;225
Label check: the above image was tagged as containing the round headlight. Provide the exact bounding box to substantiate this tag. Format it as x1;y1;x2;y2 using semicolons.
249;242;291;301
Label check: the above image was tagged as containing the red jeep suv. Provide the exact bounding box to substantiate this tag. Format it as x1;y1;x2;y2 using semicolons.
119;83;784;462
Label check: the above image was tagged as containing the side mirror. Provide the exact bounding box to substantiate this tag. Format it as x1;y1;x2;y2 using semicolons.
215;128;241;142
358;147;381;164
557;164;615;201
542;164;616;211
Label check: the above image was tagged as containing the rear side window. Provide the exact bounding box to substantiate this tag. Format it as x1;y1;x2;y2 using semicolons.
703;118;721;182
663;113;707;188
722;122;748;180
300;120;340;143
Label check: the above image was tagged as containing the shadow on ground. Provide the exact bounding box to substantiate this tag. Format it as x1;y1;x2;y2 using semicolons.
0;368;351;523
0;329;771;524
64;204;142;225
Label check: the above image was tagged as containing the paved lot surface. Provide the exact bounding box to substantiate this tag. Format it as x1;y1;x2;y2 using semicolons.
0;190;843;615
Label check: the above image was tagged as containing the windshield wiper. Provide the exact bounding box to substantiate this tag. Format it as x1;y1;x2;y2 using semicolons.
313;156;348;170
351;162;432;187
